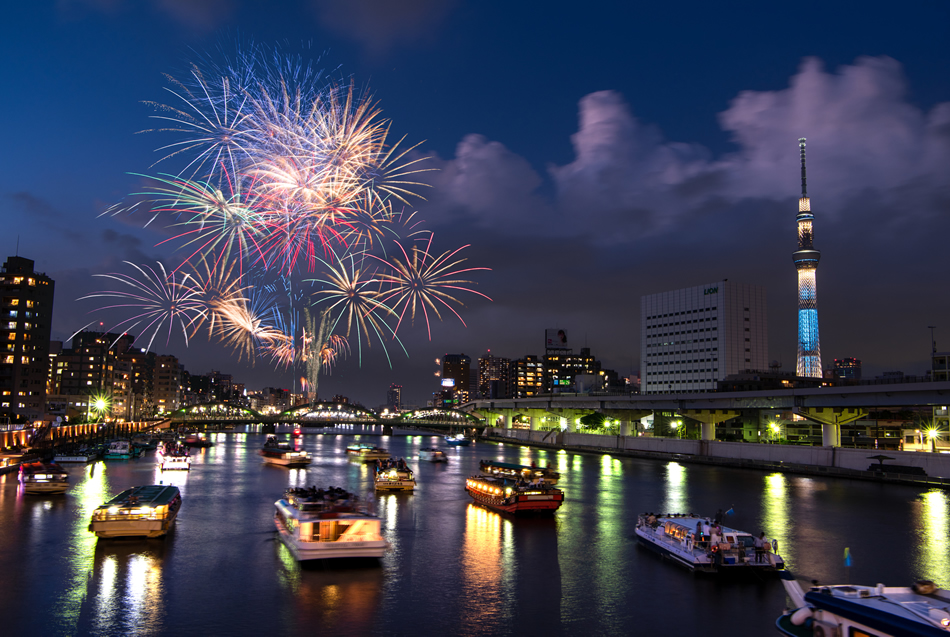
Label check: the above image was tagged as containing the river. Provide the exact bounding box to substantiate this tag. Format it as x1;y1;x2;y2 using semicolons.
0;427;946;636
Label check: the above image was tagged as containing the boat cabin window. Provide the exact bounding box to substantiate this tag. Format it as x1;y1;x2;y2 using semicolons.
848;629;878;637
736;536;755;548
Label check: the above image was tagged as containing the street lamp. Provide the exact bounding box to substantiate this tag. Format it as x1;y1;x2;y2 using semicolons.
927;427;941;453
670;419;681;438
769;421;781;443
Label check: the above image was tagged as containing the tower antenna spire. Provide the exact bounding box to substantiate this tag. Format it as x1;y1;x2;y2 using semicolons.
799;137;807;196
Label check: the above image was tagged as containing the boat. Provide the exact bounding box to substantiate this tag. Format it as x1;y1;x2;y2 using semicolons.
88;485;182;538
634;512;785;574
346;443;390;462
479;459;560;485
274;487;389;561
53;447;97;463
131;434;158;451
19;461;69;494
776;574;950;636
374;458;416;492
419;448;448;463
260;435;312;467
445;434;471;446
104;440;137;460
182;433;213;448
465;475;564;514
158;442;191;471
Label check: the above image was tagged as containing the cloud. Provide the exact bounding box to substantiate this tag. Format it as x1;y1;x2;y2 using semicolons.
56;0;236;31
9;192;61;219
309;0;458;56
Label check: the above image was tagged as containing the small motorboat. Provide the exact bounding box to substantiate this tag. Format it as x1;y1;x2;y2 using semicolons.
182;433;213;448
479;459;559;484
260;435;312;467
419;448;448;463
374;458;416;492
444;434;471;447
19;461;69;494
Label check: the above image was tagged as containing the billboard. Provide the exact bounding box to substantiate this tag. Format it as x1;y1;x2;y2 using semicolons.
441;378;456;388
545;328;568;350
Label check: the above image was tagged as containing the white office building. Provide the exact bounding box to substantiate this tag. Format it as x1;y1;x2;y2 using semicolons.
640;281;768;394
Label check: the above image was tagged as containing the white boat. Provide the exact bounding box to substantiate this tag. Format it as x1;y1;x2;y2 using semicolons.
374;459;416;492
19;461;69;494
260;435;312;467
159;445;191;471
419;448;448;462
777;575;950;636
635;512;785;574
444;434;471;446
104;440;134;460
88;485;182;538
53;449;96;463
274;487;389;561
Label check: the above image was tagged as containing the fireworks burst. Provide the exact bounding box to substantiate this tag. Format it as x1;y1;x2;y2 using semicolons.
84;46;490;398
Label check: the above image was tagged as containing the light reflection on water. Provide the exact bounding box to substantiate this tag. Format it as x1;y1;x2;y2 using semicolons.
661;462;688;513
916;489;950;586
761;473;791;565
459;504;508;633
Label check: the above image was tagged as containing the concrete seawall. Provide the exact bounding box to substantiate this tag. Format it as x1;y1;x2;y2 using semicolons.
482;427;950;487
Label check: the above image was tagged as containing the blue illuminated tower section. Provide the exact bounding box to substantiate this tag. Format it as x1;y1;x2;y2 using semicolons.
793;138;822;377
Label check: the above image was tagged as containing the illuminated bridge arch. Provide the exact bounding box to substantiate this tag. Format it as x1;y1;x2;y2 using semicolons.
278;402;380;423
399;408;484;426
168;402;263;421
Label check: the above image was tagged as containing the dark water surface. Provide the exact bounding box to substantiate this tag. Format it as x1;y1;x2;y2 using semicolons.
1;428;947;636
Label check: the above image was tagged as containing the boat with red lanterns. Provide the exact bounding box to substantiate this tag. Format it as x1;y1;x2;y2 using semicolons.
464;475;564;515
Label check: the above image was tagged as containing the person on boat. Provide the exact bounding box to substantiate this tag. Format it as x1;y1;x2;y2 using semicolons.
714;509;723;524
694;521;704;546
754;532;766;563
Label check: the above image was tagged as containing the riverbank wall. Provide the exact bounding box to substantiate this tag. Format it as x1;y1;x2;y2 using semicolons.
482;427;950;487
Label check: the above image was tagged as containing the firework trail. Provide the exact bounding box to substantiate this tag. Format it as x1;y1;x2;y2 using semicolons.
85;46;489;396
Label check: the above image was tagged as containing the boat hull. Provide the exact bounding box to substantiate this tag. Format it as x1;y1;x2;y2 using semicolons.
21;481;69;495
276;527;388;561
160;459;191;471
89;512;179;538
262;456;312;467
53;454;95;463
465;487;563;514
374;479;415;492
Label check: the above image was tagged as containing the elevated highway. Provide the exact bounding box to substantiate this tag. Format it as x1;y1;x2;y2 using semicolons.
463;380;950;446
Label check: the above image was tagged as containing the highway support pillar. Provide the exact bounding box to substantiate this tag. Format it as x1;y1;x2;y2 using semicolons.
602;410;653;437
679;409;740;441
794;407;868;447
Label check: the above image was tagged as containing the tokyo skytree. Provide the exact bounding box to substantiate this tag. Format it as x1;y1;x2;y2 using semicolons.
793;138;822;378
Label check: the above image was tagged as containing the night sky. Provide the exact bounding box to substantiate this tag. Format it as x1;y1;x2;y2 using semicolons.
4;1;949;406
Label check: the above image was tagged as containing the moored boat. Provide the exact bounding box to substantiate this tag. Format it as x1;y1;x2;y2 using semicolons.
465;475;564;514
479;459;560;485
374;458;415;492
19;461;69;494
419;448;448;463
635;512;784;574
260;435;312;467
53;447;97;463
444;434;471;446
182;433;213;448
88;485;182;538
274;487;389;561
776;574;950;636
104;440;136;460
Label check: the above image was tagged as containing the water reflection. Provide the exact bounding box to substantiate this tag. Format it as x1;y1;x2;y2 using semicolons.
915;489;950;586
88;540;169;636
661;462;688;513
459;504;509;633
761;473;790;565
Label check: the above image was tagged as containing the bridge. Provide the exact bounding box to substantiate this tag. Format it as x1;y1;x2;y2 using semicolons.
462;380;950;446
164;401;485;430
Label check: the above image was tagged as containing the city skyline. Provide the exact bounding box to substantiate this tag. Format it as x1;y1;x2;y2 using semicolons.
4;1;949;405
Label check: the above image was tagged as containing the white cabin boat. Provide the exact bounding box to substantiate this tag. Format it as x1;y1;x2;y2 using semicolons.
53;449;96;463
444;434;471;446
160;449;191;471
635;513;784;574
260;435;312;467
274;488;388;561
88;485;182;538
104;440;133;460
777;575;950;636
374;459;415;492
19;462;69;494
419;448;448;463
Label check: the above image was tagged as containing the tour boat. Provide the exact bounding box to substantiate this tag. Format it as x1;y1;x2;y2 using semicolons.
419;448;448;463
53;448;97;463
479;459;560;485
274;487;389;561
260;435;312;467
88;485;182;538
444;434;471;447
635;512;784;574
104;440;135;460
19;461;69;494
776;574;950;636
374;459;416;492
158;443;191;471
465;475;564;514
346;444;390;462
182;433;213;448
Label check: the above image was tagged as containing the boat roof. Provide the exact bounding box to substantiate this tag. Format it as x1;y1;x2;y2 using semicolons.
20;461;67;473
98;485;180;509
481;460;539;471
649;513;753;536
805;585;950;636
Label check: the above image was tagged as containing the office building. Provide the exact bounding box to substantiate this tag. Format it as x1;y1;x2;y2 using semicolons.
833;358;862;382
513;355;544;398
387;383;402;410
478;352;511;399
544;347;600;392
0;256;55;421
441;354;471;402
640;280;768;394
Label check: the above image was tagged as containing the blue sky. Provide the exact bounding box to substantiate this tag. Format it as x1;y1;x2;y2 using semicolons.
3;1;949;405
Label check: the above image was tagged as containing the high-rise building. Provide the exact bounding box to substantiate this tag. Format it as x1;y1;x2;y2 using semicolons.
387;383;402;410
0;256;55;421
640;281;768;394
833;358;862;382
153;355;181;414
442;354;471;402
544;348;600;392
794;138;823;378
513;355;544;397
478;352;511;399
